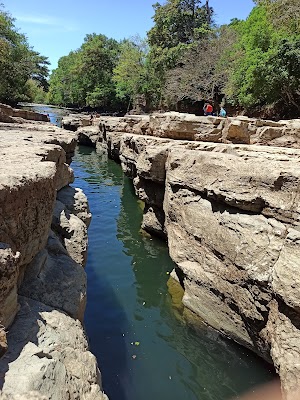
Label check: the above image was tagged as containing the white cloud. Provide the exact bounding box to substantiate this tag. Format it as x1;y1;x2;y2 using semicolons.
15;14;77;32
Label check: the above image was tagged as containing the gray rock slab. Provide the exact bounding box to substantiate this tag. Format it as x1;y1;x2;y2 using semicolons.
19;231;86;321
0;296;107;400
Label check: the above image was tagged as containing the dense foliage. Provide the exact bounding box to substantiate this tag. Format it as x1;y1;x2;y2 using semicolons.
48;34;120;109
2;0;298;117
226;4;300;115
0;6;49;105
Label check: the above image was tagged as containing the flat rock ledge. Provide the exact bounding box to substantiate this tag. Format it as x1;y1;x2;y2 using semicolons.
0;103;49;124
71;112;300;400
62;111;300;149
0;116;107;399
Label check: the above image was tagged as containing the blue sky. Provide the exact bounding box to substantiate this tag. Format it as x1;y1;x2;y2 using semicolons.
3;0;255;71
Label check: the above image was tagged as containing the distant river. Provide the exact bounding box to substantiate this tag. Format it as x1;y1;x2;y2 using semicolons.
19;103;73;127
25;105;275;400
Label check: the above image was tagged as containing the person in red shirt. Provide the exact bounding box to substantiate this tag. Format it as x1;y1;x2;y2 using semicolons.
203;102;213;116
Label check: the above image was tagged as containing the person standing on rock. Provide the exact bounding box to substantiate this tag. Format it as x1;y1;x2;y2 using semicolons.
219;106;226;117
203;101;213;116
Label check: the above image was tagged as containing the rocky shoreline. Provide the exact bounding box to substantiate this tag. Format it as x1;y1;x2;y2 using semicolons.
1;103;300;399
70;112;300;400
0;104;107;400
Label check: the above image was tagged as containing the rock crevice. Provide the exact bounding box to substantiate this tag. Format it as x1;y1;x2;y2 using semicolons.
73;112;300;399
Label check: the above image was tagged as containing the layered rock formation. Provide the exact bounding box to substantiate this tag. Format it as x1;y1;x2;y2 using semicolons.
72;112;300;400
66;111;300;148
0;103;49;123
0;116;107;399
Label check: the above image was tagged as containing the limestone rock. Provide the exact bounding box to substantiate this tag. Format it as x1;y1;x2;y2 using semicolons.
0;392;48;400
56;186;91;227
62;114;86;131
101;115;150;135
52;200;88;266
272;228;300;309
0;296;107;400
72;112;300;149
0;104;49;123
19;231;86;321
0;245;20;329
106;131;123;162
162;144;300;392
222;119;250;144
0;123;76;266
134;177;165;207
263;301;300;400
165;145;300;222
141;205;166;239
77;126;102;147
148;112;224;141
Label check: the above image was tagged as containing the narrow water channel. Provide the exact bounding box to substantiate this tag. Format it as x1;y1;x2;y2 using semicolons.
71;145;274;400
23;104;274;400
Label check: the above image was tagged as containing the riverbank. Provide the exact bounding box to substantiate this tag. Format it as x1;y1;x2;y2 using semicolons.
68;111;300;400
0;104;107;399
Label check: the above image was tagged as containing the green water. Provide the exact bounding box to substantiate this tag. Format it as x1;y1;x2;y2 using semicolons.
71;146;274;400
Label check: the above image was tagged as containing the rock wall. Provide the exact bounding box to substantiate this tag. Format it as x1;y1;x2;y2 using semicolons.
0;119;107;399
65;111;300;148
73;112;300;400
0;104;49;123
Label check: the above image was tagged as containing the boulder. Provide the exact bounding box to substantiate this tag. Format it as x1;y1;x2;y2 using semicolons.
56;186;92;227
0;296;107;400
19;231;86;321
77;126;102;147
148;112;224;141
52;200;88;267
222;119;251;144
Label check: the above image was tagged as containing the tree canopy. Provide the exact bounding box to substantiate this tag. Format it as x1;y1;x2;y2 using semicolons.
224;3;300;116
48;34;119;109
38;0;300;117
0;5;49;105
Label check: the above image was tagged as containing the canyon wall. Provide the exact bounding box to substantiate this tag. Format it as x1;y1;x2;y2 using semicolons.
72;112;300;400
0;114;107;399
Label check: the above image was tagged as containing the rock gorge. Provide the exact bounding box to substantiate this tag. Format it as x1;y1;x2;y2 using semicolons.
1;103;300;399
0;104;107;400
70;112;300;400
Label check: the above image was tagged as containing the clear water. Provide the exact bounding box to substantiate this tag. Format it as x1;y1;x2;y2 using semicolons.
19;103;73;127
23;105;274;400
71;146;274;400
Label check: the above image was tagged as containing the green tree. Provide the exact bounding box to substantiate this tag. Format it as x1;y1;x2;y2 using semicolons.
225;4;300;115
48;34;120;109
146;0;214;108
255;0;300;33
0;5;49;104
113;37;147;101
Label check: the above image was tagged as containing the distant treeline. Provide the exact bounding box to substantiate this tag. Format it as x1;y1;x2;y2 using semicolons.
1;0;299;117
